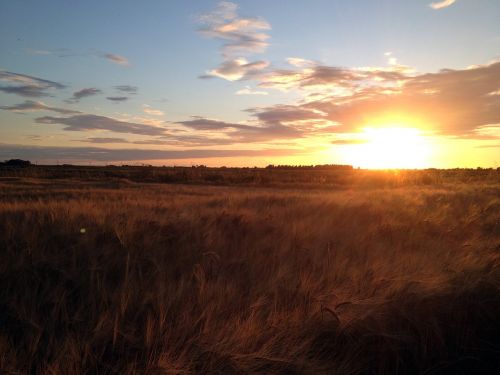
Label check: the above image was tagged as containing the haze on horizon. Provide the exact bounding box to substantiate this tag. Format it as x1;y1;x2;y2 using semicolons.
0;0;499;168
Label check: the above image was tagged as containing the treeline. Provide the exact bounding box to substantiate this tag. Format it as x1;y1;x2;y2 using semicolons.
0;159;31;167
1;161;499;188
265;164;354;170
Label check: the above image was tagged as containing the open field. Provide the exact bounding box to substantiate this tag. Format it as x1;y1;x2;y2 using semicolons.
0;168;499;374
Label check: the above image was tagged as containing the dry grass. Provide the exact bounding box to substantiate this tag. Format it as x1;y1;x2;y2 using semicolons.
0;173;499;374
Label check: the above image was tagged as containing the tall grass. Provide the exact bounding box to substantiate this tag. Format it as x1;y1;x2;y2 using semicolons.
0;175;499;373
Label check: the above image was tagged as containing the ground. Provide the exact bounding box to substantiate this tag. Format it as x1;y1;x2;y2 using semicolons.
0;167;499;374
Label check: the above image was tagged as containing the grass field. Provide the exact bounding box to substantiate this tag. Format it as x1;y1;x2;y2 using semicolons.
0;168;499;374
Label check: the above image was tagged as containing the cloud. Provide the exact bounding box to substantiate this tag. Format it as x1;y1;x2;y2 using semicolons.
67;87;101;103
198;1;238;23
0;71;66;89
197;2;271;82
1;100;80;114
148;135;237;146
143;105;164;116
236;86;268;95
24;48;90;58
429;0;456;10
383;52;401;67
0;71;66;97
259;64;409;92
192;58;499;143
248;61;500;139
202;58;269;81
198;1;271;56
79;135;239;147
344;61;500;136
176;102;339;144
286;57;316;68
35;114;167;136
0;86;54;97
178;117;251;131
23;48;133;66
249;105;326;125
178;115;302;142
118;115;165;127
103;53;130;66
80;137;171;146
80;137;128;144
0;143;300;163
115;85;138;94
106;96;129;102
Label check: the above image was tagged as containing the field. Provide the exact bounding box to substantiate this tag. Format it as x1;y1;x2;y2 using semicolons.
0;166;499;374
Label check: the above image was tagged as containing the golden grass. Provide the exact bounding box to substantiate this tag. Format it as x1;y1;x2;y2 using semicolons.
0;174;499;374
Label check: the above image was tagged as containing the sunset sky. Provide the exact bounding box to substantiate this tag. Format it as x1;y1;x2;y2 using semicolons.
1;0;499;168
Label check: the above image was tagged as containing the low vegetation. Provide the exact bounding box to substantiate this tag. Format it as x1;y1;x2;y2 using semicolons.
0;168;499;373
1;163;498;188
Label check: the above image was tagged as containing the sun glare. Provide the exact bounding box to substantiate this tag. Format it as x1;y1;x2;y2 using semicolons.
342;126;432;169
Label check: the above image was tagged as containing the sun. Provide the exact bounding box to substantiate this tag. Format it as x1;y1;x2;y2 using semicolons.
341;126;432;169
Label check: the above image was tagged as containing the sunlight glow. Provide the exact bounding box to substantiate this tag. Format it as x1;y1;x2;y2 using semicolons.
341;126;433;169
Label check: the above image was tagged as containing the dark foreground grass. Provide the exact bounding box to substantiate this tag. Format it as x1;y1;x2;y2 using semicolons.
0;175;499;374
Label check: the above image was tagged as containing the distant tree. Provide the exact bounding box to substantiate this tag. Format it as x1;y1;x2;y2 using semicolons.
3;159;31;167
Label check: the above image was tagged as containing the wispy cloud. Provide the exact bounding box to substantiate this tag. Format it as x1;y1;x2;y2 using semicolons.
35;114;167;136
247;105;326;125
66;87;101;103
24;48;132;66
384;52;399;66
286;57;316;68
103;53;130;66
79;135;238;147
80;137;128;144
143;105;164;116
198;1;271;56
201;58;269;81
0;71;66;97
429;0;456;10
0;143;300;163
25;48;90;58
236;86;268;95
178;117;253;131
106;96;129;102
259;63;409;92
1;100;80;114
197;2;271;82
178;115;303;143
115;85;138;94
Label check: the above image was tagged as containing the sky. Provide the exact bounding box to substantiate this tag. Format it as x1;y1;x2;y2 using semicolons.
0;0;499;168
